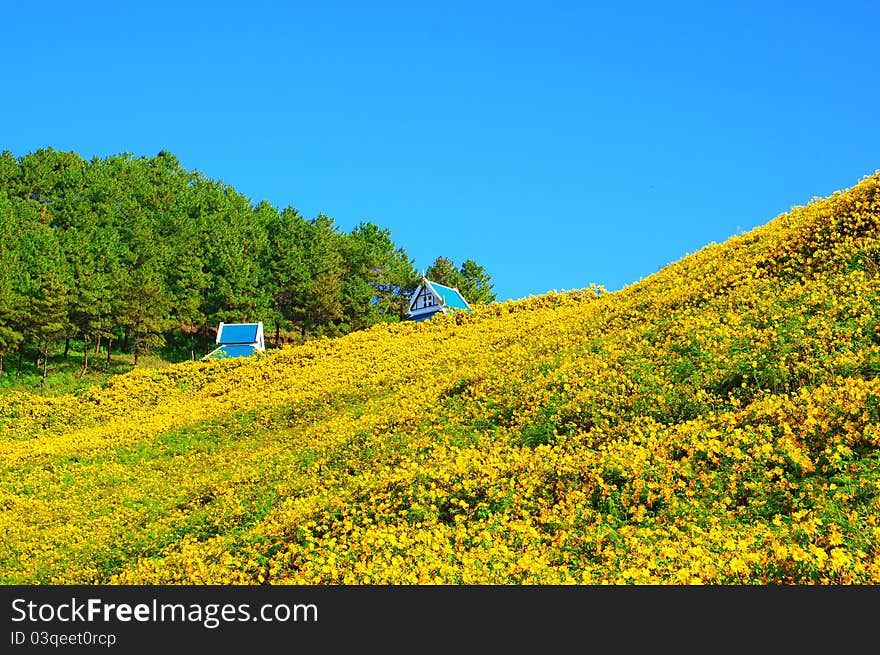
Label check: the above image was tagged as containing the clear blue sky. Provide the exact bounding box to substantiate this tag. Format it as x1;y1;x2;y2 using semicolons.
3;1;878;302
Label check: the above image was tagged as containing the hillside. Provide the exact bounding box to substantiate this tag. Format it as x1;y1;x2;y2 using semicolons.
2;172;879;584
0;149;492;383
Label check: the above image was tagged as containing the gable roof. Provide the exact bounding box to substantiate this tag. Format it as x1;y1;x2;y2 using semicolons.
217;323;261;345
406;278;471;317
426;281;470;311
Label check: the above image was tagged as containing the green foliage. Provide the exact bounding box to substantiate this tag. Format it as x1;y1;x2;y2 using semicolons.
0;343;166;395
426;256;497;305
0;148;479;367
341;222;420;331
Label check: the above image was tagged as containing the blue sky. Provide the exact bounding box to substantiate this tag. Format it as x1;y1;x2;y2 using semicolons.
3;1;878;302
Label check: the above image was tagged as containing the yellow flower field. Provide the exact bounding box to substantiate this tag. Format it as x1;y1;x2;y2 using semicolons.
2;172;879;584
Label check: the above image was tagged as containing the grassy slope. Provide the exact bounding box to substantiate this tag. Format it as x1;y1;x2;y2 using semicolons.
2;173;879;584
0;350;173;396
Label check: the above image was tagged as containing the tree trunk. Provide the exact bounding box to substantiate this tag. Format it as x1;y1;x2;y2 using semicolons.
79;336;89;378
0;353;4;377
63;338;70;359
133;325;140;366
190;334;195;361
17;342;24;378
107;338;113;365
41;341;49;387
94;334;102;355
122;328;130;353
275;322;281;348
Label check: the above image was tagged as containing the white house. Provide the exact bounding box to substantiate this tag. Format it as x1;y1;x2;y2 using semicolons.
406;277;471;322
203;322;265;359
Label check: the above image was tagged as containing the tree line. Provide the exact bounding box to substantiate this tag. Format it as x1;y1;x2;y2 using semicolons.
0;148;496;381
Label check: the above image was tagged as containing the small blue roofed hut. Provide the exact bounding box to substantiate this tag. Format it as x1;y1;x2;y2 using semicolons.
204;322;265;359
406;277;471;322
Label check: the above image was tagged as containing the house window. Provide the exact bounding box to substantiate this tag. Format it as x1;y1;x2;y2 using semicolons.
425;294;433;306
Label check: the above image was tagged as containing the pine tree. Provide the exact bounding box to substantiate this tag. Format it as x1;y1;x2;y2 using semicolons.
426;256;496;306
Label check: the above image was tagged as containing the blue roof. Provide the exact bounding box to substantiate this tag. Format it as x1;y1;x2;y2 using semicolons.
208;344;257;358
218;323;260;344
427;282;470;311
